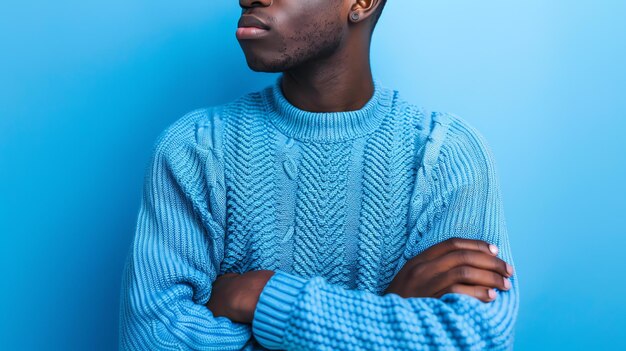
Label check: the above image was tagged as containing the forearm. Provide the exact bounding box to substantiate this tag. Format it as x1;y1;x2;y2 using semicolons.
252;267;518;351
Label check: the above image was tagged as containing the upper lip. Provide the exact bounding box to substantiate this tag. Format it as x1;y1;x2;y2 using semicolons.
238;15;270;30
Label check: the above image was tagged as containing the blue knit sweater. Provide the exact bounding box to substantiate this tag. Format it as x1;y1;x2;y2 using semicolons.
118;75;519;350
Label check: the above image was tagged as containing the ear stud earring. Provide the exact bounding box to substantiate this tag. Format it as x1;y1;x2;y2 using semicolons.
350;11;360;22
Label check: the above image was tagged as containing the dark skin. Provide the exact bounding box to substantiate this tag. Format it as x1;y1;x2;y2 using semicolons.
206;0;514;324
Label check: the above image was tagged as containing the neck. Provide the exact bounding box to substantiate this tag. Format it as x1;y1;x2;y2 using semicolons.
281;40;374;113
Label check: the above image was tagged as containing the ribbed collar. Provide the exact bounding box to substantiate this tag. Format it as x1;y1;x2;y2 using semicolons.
262;75;395;143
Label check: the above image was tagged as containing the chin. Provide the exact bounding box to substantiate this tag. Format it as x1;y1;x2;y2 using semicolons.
246;58;283;73
242;40;311;72
242;53;289;73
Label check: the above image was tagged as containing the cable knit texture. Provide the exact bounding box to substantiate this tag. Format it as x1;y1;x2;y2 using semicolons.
119;75;520;350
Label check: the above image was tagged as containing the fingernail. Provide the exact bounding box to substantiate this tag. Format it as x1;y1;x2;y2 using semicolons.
489;244;498;255
488;289;496;299
503;277;511;289
506;264;514;275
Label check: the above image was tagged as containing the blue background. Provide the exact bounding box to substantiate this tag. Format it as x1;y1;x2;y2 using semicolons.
1;1;625;349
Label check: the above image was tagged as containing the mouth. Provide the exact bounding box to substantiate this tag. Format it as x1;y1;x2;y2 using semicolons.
236;15;271;40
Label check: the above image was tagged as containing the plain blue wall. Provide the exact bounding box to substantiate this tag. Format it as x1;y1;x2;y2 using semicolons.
1;1;625;349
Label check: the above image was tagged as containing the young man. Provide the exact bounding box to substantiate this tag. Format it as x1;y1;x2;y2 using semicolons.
119;0;519;350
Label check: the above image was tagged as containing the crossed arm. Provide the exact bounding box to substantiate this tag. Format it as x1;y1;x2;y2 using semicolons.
207;237;514;324
206;232;517;351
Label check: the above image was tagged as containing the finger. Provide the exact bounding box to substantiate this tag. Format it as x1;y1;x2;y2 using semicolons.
409;237;499;264
434;284;497;303
430;250;514;278
429;266;511;294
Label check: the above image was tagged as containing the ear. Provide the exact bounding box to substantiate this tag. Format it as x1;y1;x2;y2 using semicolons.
348;0;383;23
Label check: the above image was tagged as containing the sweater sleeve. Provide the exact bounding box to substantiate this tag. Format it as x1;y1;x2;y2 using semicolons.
118;110;253;350
251;112;519;351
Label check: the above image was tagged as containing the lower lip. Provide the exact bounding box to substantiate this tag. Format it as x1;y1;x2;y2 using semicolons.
236;27;270;40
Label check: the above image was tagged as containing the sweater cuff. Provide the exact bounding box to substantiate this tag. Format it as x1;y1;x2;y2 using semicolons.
252;269;308;349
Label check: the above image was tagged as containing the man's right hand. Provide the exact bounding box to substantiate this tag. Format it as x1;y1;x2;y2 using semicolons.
383;237;514;303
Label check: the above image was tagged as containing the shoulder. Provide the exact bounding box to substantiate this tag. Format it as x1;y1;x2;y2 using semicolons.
151;106;221;156
150;91;258;157
418;110;499;186
144;105;233;220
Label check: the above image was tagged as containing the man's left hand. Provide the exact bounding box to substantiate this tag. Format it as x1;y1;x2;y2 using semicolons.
206;270;275;324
